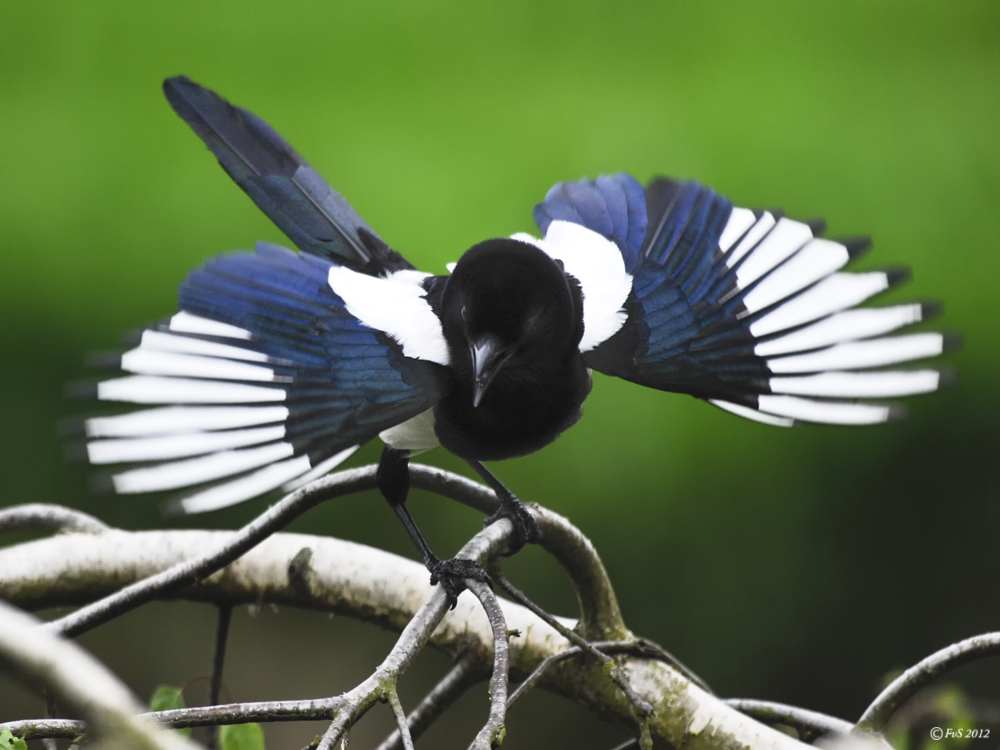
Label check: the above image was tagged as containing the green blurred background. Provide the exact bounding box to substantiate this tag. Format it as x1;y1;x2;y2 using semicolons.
1;1;998;747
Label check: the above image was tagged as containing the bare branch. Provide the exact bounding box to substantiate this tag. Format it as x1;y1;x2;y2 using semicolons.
4;697;344;738
315;518;515;750
0;503;109;535
45;465;380;638
35;463;623;645
7;520;516;747
0;524;813;750
386;687;414;750
466;580;510;750
374;653;484;750
856;631;1000;731
725;699;853;741
0;599;192;750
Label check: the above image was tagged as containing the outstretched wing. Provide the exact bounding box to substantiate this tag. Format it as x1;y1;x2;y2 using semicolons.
68;243;449;513
533;175;954;426
163;76;411;274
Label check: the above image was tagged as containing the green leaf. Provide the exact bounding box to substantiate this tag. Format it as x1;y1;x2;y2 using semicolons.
150;685;186;711
0;726;28;750
220;723;266;750
149;685;191;737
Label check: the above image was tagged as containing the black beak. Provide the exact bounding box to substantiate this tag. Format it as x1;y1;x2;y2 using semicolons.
470;335;510;408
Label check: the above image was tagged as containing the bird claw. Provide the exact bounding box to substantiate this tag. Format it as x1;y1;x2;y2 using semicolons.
428;557;492;609
484;497;541;557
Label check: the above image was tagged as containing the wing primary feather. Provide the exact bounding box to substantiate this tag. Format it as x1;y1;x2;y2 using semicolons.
749;270;906;338
754;304;930;357
163;76;403;270
108;442;296;493
280;445;360;492
757;395;905;425
81;406;290;438
165;456;313;515
766;333;949;374
86;425;287;464
769;369;942;398
708;399;795;427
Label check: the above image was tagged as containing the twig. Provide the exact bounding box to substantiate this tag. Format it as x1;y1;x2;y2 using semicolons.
386;687;414;750
0;503;109;535
315;517;515;750
46;465;379;638
206;604;233;749
507;640;623;708
313;590;449;748
856;631;1000;731
374;653;484;750
3;696;344;738
0;599;191;750
725;699;854;741
467;580;510;750
491;567;653;718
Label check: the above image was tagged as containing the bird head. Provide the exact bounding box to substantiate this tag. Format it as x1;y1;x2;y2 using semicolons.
441;238;583;407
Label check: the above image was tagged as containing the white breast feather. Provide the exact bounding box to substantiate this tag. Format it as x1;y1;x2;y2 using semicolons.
511;220;633;352
328;267;451;366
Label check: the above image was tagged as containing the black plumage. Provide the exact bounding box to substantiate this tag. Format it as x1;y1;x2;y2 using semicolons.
435;239;590;461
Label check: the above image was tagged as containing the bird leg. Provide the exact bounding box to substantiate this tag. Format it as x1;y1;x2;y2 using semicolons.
466;460;542;556
377;445;490;607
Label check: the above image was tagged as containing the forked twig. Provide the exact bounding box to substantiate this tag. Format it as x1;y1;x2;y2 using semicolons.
315;518;515;750
374;653;484;750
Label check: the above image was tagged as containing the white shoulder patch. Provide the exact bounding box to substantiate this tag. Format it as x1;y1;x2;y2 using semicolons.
327;267;450;366
511;220;632;352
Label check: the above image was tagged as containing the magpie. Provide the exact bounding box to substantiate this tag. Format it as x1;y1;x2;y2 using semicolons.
69;76;955;603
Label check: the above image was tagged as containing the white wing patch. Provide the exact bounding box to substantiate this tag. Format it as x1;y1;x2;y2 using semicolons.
511;220;633;352
328;267;450;366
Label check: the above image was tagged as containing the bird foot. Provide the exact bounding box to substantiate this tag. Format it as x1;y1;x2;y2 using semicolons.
484;497;541;557
428;557;492;609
